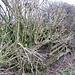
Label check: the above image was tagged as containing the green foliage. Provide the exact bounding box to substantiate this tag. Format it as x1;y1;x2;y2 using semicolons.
58;69;68;75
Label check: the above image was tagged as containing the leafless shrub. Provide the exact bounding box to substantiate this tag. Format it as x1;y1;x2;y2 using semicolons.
0;0;74;74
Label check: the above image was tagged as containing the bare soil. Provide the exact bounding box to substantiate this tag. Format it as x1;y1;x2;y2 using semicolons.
41;51;75;75
37;45;75;75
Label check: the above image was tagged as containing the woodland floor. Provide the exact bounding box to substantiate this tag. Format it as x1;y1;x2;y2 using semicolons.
44;51;75;75
26;45;75;75
0;46;75;75
37;45;75;75
40;48;75;75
